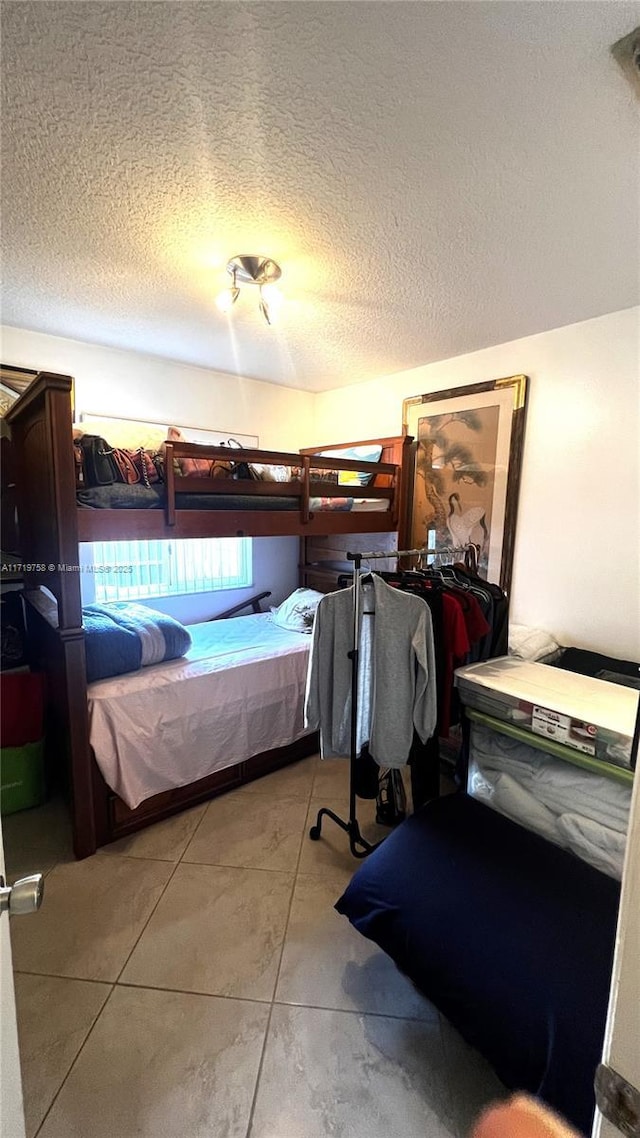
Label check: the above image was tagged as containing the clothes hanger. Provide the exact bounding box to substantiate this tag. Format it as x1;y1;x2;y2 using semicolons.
357;558;374;581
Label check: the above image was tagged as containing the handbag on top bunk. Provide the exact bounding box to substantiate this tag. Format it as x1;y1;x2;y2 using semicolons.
221;438;258;480
112;447;162;487
78;435;120;486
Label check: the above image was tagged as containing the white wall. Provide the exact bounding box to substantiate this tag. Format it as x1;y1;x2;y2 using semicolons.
314;308;640;659
0;326;316;450
1;325;315;621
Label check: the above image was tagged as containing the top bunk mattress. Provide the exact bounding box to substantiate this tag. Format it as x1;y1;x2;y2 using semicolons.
77;484;390;512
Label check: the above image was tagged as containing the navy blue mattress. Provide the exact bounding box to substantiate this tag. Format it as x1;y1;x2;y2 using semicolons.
335;794;620;1134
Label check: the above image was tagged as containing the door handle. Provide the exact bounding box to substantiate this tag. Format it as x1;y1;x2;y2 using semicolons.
0;874;44;915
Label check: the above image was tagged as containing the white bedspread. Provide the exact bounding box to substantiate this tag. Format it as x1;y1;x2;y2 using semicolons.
87;613;312;808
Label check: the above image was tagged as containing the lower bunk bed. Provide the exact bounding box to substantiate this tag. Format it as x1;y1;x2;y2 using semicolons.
87;610;313;811
26;591;318;858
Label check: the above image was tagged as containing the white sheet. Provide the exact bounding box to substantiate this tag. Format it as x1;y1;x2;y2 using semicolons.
557;813;627;880
493;772;561;845
469;724;632;878
468;762;563;848
471;724;631;832
87;613;312;809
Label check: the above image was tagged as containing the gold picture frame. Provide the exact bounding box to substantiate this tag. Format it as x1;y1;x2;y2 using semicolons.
402;375;528;594
0;365;39;418
1;365;76;421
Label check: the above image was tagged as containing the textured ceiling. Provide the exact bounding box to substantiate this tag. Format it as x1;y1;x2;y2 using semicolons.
1;1;639;392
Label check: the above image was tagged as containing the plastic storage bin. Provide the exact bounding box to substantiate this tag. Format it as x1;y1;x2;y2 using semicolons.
455;656;638;769
0;671;46;814
1;740;45;814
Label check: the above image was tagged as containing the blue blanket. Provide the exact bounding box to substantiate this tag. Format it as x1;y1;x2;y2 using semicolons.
83;602;192;683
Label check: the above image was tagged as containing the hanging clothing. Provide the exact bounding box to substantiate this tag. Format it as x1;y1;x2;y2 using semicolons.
304;574;437;768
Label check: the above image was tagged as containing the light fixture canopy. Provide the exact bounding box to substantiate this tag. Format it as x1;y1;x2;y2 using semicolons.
216;255;283;325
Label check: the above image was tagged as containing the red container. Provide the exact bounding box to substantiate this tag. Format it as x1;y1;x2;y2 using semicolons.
0;672;44;747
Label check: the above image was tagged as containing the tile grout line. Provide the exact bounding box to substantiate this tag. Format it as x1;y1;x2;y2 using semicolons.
14;969;439;1022
114;760;316;984
111;834;202;987
21;761;322;1138
175;797;214;865
270;998;438;1024
243;1002;276;1138
20;761;463;1136
115;980;273;1004
26;813;211;1137
244;767;316;1138
109;795;221;985
117;874;174;983
13;969;113;986
33;982;117;1138
436;1010;459;1135
180;858;302;875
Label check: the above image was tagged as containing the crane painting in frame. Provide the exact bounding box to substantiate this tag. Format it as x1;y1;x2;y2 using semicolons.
402;375;528;595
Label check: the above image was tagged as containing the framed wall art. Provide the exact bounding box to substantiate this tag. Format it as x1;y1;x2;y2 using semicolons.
1;365;76;423
1;365;40;418
402;375;528;594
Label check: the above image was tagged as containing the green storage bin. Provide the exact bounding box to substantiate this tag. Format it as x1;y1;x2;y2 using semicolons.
1;739;45;815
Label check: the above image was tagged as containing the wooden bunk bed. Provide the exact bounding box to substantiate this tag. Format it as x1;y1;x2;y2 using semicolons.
6;371;412;857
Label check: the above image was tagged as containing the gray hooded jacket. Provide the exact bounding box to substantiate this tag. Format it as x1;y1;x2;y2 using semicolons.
304;574;437;767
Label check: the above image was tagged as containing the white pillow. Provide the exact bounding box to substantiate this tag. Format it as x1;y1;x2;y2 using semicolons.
249;463;291;482
74;416;168;452
271;588;324;633
509;623;561;662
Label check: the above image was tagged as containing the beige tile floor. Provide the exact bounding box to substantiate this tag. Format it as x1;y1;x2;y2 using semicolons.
7;755;504;1138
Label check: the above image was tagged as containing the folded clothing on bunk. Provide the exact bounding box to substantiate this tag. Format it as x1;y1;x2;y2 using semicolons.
557;813;628;881
468;723;631;878
471;723;631;832
83;602;192;682
554;646;640;686
492;772;560;844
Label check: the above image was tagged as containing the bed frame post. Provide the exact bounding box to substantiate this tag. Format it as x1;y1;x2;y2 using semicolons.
301;455;311;524
164;441;176;526
8;374;98;857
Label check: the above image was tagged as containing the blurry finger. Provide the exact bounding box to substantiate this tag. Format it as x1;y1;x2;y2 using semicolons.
471;1094;581;1138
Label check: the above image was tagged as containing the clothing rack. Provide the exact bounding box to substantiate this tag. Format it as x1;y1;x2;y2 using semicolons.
309;543;477;857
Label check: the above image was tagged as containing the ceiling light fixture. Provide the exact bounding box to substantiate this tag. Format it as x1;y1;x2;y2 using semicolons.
216;255;283;325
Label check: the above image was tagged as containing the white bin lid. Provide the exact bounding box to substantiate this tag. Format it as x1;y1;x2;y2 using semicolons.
455;657;639;738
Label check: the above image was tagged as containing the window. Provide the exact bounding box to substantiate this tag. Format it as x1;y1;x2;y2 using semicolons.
83;538;252;603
